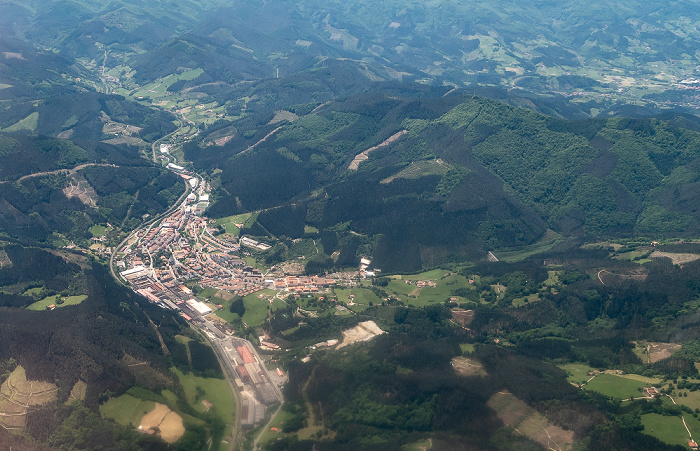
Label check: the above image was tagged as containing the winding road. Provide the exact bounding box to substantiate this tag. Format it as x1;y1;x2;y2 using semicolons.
0;163;119;185
108;126;250;451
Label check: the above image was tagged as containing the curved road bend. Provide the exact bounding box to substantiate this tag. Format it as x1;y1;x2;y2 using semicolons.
0;163;119;185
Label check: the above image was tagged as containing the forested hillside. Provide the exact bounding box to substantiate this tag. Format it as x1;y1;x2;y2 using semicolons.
191;93;700;272
0;248;195;449
4;1;700;449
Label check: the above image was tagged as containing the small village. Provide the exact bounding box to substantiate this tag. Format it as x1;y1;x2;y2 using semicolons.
114;168;347;315
111;164;368;431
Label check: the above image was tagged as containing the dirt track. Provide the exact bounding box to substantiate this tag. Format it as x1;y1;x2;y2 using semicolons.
0;163;118;184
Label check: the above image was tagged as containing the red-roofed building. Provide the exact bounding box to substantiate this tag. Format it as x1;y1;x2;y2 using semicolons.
237;345;255;364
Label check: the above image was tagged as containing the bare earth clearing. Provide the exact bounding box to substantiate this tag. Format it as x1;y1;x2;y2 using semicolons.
139;402;185;443
451;357;487;377
646;342;682;364
65;380;87;405
488;391;573;451
348;130;407;170
597;267;648;285
650;251;700;266
63;174;98;207
0;366;58;429
337;321;384;348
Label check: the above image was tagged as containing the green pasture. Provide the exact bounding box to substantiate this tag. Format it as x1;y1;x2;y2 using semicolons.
242;289;283;326
494;229;563;263
512;294;539;307
382;271;475;307
27;295;87;310
171;367;236;425
333;287;381;306
24;286;43;296
460;343;475;355
3;112;39;132
583;373;646;399
304;225;319;234
99;394;155;426
558;363;595;384
90;224;106;237
676;389;700;411
256;409;295;446
401;439;433;451
214;289;283;326
641;413;700;446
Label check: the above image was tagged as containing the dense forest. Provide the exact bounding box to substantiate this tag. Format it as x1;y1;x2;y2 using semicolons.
262;243;700;450
0;245;231;449
192;93;700;272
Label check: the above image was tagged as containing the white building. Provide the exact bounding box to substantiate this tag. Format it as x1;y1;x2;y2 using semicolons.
186;299;212;315
167;163;185;172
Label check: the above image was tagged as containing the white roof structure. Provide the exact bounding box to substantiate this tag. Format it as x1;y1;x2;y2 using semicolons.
167;163;185;171
186;299;212;315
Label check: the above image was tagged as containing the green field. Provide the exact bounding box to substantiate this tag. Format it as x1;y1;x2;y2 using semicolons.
214;289;284;326
583;373;647;399
396;269;450;281
512;294;539;307
345;302;370;313
242;289;284;326
171;367;236;425
256;409;295;446
641;413;700;446
89;224;106;237
558;363;595;384
175;334;193;345
544;270;560;287
24;286;43;296
162;389;179;406
27;295;87;310
304;225;319;234
333;287;381;306
382;271;474;307
675;388;700;411
3;112;39;132
494;229;564;263
617;373;663;385
460;343;475;354
99;394;155;426
214;212;253;236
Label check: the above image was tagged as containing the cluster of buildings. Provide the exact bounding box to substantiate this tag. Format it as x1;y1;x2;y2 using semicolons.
219;338;282;427
271;275;335;293
404;279;437;288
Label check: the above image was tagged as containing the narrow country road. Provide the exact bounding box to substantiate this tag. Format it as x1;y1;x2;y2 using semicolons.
0;163;118;184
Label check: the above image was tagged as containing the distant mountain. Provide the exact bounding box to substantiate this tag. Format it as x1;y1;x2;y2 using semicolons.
4;0;700;109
